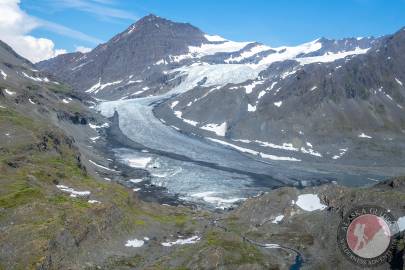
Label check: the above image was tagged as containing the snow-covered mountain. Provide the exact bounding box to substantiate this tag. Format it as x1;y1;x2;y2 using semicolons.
38;15;405;166
37;14;377;100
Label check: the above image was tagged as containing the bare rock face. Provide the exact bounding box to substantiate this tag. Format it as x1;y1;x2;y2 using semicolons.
37;14;207;94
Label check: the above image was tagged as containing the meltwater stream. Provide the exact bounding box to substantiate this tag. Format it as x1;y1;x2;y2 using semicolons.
97;94;377;208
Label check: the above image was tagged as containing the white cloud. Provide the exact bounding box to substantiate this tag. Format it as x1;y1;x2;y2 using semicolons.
75;46;92;53
0;0;66;63
0;0;101;63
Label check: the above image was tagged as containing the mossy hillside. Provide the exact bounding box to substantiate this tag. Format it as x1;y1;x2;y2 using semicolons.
0;107;200;270
0;97;272;270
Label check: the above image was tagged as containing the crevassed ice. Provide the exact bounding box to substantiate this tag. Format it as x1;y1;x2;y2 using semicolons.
170;64;262;94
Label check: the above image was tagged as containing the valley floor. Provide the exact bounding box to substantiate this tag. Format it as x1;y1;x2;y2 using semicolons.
97;92;405;209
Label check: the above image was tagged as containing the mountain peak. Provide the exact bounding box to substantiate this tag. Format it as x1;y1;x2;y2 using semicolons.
123;14;201;36
135;13;165;25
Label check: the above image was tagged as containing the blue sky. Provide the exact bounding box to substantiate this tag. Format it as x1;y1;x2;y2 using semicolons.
11;0;405;58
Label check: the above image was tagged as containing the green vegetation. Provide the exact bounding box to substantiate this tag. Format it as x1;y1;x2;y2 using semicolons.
204;230;264;266
47;82;72;94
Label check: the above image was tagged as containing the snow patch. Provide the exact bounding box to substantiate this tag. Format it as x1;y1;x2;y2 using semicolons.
204;34;226;42
0;69;7;80
85;78;123;94
161;236;200;247
358;133;372;139
296;194;327;211
62;98;72;104
125;239;144;248
190;191;245;209
188;40;251;58
225;44;271;63
174;110;199;126
247;104;256;112
90;136;100;142
22;72;49;82
88;200;101;204
265;244;281;249
300;147;322;157
269;81;278;91
260;152;301;162
208;138;300;161
395;78;403;86
258;39;322;66
332;148;348;160
170;100;179;109
255;140;298;152
274;101;282;107
125;157;152;169
4;89;15;96
56;185;90;198
257;90;266;99
88;160;118;172
89;123;109;129
207;138;259;155
129;178;143;184
244;80;264;94
272;215;284;224
200;122;227;136
297;47;370;65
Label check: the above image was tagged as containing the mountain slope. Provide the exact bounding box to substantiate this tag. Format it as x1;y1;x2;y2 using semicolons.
37;14;207;98
2;37;405;270
38;15;405;167
0;40;208;270
38;15;376;100
154;28;405;165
